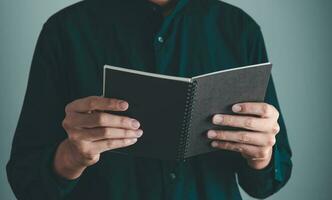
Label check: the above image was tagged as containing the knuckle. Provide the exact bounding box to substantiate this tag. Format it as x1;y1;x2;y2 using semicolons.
241;104;249;112
68;132;79;142
106;140;115;148
107;98;117;108
266;136;276;146
233;145;243;152
88;96;99;110
84;152;95;160
216;131;225;140
100;128;109;137
77;143;90;155
96;113;108;125
223;116;233;125
245;118;254;128
270;104;278;113
275;109;280;119
237;147;244;152
64;104;71;114
88;100;95;110
120;117;129;127
240;133;250;142
86;155;99;163
62;119;70;130
106;98;113;104
124;129;132;137
224;142;231;149
272;123;280;134
261;103;270;117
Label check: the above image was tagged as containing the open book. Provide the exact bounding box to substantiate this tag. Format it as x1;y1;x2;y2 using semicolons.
103;63;272;160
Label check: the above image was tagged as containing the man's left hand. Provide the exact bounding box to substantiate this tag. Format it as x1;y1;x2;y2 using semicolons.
207;102;280;170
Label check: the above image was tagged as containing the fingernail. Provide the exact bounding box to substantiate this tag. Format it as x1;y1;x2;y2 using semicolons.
211;141;218;147
132;120;140;129
207;130;217;138
131;138;138;143
126;138;137;144
232;104;242;112
120;101;129;110
136;129;143;137
213;115;223;124
125;138;135;144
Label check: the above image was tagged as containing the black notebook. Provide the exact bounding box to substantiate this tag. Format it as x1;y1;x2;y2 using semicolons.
103;63;272;160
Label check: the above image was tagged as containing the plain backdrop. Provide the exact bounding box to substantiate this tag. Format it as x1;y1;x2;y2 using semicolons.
1;0;331;199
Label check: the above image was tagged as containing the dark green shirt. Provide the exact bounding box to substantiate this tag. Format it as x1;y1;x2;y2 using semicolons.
7;0;292;199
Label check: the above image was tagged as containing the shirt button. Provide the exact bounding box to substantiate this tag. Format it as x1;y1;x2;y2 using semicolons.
157;36;164;43
169;172;176;180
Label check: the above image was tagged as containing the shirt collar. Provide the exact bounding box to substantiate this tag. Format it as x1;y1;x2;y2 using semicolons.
145;0;190;17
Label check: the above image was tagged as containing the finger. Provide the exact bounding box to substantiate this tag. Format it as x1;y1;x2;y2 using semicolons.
212;114;274;132
67;112;140;130
211;141;271;159
92;138;138;153
207;130;276;147
232;102;279;119
70;128;143;142
65;96;129;113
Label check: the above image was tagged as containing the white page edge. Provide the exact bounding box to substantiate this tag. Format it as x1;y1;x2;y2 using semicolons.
104;65;192;83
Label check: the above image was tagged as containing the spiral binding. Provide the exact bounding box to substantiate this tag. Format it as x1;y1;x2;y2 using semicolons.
177;80;198;161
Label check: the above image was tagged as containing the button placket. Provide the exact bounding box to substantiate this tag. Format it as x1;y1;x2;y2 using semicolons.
161;161;180;200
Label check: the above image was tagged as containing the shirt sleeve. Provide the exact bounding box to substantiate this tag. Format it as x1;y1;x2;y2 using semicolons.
236;21;293;199
6;18;79;200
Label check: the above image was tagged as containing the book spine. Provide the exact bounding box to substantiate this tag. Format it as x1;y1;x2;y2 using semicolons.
177;80;198;161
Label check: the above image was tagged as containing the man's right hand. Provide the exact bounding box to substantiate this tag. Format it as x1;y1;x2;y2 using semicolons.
53;96;143;180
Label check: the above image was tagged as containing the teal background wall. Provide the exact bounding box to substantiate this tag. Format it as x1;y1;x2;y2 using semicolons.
0;0;331;199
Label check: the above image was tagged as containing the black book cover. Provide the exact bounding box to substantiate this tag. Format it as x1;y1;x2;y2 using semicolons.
103;63;272;160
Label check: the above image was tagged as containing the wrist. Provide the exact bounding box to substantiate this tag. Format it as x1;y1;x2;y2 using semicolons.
53;139;86;180
246;148;273;170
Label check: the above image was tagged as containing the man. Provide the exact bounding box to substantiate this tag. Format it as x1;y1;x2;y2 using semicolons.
7;0;292;199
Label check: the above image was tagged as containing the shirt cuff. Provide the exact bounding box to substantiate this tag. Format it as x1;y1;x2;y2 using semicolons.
238;145;282;187
41;142;80;198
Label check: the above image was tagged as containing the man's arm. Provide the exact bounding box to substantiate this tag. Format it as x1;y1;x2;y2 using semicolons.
6;18;144;200
6;20;76;200
236;76;292;198
236;24;292;198
208;20;292;198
